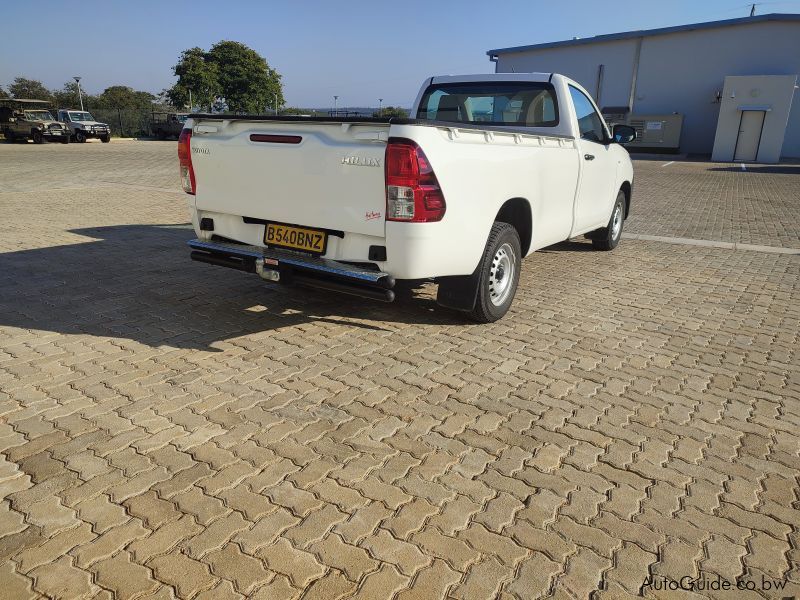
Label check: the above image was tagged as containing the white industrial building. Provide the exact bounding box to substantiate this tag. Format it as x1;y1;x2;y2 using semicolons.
487;14;800;161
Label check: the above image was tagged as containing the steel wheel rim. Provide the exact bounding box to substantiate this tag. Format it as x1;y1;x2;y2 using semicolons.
611;202;623;240
489;243;516;307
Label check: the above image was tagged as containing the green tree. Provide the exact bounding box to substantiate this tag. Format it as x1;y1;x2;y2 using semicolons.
0;86;8;98
95;86;155;109
167;41;283;114
52;81;90;109
168;47;218;110
208;41;283;113
373;106;408;118
8;77;53;102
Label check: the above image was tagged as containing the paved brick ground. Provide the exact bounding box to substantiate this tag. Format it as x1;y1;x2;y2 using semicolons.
0;142;798;599
627;158;800;249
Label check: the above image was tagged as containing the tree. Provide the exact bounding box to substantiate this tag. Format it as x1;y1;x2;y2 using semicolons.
52;81;89;109
373;106;408;118
0;86;8;98
95;86;155;109
167;41;284;114
168;47;218;110
8;77;53;102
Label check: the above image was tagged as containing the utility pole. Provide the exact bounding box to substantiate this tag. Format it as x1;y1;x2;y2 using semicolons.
378;98;383;117
334;95;338;115
274;93;278;115
73;76;84;111
750;3;756;16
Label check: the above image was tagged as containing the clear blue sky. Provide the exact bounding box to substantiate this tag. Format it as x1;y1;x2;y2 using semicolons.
2;0;798;108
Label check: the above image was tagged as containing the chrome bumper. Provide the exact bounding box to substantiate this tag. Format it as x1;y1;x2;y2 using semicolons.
188;238;396;302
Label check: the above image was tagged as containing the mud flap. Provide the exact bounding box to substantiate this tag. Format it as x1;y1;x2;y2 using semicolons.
436;269;481;311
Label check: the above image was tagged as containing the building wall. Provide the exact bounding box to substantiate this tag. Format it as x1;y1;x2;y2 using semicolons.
495;21;800;157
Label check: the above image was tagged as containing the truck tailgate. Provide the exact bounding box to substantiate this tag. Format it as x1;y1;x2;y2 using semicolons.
190;119;390;237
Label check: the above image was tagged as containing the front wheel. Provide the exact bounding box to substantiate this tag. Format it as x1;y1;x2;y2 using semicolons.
75;130;87;143
590;191;626;251
100;135;110;143
32;130;44;144
468;222;522;323
4;129;14;143
61;135;70;144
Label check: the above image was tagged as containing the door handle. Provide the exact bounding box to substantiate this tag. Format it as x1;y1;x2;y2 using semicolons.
584;154;595;161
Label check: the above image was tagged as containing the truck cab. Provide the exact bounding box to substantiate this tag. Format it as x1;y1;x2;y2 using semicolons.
1;99;70;144
57;109;111;143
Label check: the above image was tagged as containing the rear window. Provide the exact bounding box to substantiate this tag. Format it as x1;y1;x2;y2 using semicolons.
416;81;559;127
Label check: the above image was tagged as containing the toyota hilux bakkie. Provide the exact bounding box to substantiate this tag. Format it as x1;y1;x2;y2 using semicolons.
179;73;636;322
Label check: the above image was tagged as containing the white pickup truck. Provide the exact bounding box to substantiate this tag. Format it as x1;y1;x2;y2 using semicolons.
180;73;635;322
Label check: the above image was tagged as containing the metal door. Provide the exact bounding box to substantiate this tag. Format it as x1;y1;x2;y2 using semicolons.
734;111;766;162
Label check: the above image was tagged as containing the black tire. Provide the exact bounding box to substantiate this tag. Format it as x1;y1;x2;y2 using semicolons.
590;190;626;251
155;129;166;140
75;130;87;143
4;128;14;143
100;135;110;143
468;222;522;323
32;130;44;144
61;135;70;144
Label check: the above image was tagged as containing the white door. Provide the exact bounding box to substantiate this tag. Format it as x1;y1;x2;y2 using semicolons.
734;111;765;162
569;85;617;233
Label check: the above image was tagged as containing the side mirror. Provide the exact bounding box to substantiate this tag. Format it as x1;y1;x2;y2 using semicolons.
613;124;636;144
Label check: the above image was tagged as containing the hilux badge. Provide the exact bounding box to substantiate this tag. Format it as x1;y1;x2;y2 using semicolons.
342;156;381;167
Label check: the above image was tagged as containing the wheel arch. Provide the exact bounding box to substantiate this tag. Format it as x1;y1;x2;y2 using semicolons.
494;197;532;256
620;180;632;218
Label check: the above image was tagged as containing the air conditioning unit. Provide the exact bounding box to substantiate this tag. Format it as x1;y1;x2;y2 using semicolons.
627;114;683;150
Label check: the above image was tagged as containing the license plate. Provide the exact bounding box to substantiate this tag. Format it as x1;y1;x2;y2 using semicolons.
264;223;327;254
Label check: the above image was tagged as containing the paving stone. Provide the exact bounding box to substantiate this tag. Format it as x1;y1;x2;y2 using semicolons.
92;551;160;598
310;533;378;581
150;551;218;598
204;543;271;595
256;539;326;588
395;558;461;600
30;555;98;599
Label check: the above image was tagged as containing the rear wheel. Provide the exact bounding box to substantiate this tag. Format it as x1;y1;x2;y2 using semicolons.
590;191;625;251
468;222;522;323
61;135;70;144
32;130;44;144
75;130;87;143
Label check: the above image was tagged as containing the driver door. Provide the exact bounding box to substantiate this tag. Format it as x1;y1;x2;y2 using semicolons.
569;86;617;234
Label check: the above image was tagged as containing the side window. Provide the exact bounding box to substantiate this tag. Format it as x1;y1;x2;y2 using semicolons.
568;86;606;143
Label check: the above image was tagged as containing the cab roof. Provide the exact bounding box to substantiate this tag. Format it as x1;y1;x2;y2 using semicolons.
430;73;553;85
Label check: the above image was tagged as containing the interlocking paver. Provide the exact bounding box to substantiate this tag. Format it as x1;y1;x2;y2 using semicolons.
0;145;798;599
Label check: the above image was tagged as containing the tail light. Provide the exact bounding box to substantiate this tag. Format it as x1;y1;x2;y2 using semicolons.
385;138;445;222
177;128;195;195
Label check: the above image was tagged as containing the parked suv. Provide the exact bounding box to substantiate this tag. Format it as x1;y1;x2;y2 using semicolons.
151;112;188;139
57;109;111;143
1;99;70;143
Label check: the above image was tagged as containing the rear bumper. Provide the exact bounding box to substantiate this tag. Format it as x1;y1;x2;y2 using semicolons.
188;238;396;302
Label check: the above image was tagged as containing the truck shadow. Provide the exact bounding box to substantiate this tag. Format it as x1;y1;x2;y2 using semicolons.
0;225;465;351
